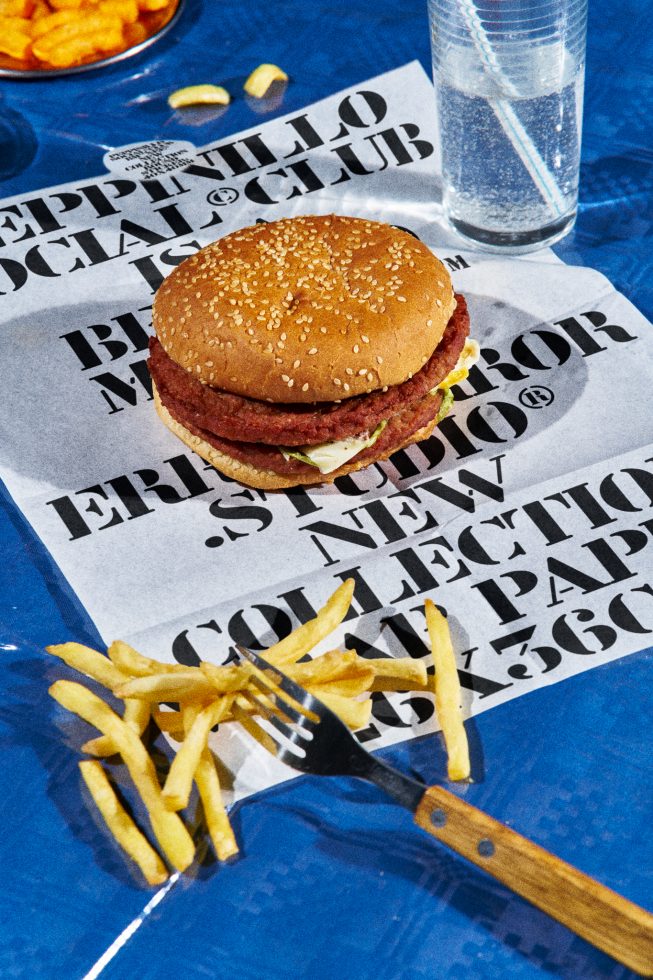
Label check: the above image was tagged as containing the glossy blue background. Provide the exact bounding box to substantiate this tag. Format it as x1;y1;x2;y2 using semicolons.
0;1;651;977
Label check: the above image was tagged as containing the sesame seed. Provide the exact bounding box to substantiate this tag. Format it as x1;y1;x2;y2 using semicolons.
308;347;318;355
293;359;301;368
397;296;407;303
436;299;443;307
426;319;433;327
361;335;369;343
281;374;290;382
334;378;342;386
376;355;383;364
302;383;309;392
353;344;359;353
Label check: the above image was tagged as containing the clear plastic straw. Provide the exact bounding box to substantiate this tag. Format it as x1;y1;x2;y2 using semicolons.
457;0;568;218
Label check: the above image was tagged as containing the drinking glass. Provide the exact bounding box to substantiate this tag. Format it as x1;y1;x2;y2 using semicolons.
428;0;588;251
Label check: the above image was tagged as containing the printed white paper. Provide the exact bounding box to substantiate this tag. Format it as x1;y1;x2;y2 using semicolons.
1;63;652;802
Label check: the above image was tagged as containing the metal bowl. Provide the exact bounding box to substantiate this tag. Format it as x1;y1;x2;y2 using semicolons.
0;0;185;79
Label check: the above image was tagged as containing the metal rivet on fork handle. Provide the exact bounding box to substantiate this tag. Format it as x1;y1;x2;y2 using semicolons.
430;808;447;828
478;838;495;858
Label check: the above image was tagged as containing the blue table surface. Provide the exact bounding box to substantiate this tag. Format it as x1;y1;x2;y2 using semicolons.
1;2;652;978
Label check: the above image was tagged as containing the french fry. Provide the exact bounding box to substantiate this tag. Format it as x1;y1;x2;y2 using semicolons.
108;639;194;677
114;670;217;702
315;692;372;730
168;84;231;109
194;749;238;860
177;703;239;860
138;0;169;8
265;579;355;667
45;641;128;689
82;698;150;757
48;0;84;8
200;662;251;694
425;600;470;781
287;649;363;686
308;673;373;698
49;680;195;871
244;62;288;98
46;580;479;885
152;707;185;736
162;697;233;812
367;657;429;691
79;760;168;886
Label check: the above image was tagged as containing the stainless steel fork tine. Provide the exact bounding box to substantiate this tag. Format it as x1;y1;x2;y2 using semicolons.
245;673;305;725
243;688;306;741
231;699;310;770
237;645;320;719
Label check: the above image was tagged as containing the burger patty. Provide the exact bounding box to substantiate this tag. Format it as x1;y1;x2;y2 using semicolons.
162;387;445;477
148;294;469;447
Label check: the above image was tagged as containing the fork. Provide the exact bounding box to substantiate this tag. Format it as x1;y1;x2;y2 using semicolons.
235;645;653;976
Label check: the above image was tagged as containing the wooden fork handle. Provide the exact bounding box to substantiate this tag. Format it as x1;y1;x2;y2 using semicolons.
415;785;653;976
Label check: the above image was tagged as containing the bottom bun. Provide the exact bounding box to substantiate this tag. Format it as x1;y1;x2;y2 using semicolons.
153;385;439;490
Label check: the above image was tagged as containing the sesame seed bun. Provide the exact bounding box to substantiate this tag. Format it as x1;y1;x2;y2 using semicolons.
153;383;441;490
152;214;456;405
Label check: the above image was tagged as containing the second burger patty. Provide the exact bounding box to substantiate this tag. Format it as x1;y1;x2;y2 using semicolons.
148;295;469;448
159;387;446;477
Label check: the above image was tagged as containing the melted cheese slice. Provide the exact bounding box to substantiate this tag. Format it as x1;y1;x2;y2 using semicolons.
438;338;480;390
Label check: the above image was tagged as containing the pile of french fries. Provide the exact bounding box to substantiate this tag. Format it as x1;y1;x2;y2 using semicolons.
47;580;470;886
0;0;175;69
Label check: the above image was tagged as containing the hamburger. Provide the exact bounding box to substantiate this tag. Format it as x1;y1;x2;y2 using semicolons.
148;214;477;490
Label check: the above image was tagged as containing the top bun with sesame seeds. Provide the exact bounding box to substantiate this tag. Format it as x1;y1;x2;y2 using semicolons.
152;214;457;405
